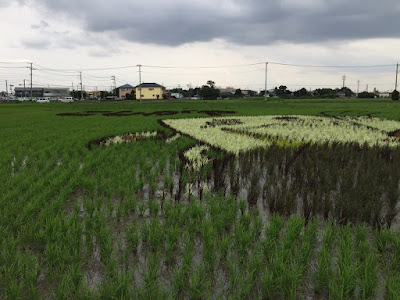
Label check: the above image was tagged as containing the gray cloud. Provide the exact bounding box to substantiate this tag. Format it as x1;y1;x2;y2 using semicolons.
23;38;52;49
29;0;400;46
31;20;49;29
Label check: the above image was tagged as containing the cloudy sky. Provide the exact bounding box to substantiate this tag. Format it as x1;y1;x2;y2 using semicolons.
1;0;400;92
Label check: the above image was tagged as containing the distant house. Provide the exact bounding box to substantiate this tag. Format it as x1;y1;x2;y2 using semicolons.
377;91;391;98
241;90;252;97
88;91;101;98
135;83;164;100
336;91;346;98
219;86;236;93
170;92;183;99
118;84;135;100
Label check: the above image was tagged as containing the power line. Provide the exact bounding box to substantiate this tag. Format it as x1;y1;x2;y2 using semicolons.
267;62;395;68
7;61;396;72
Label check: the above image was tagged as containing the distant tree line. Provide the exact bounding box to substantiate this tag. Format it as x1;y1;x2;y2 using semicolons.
68;81;399;101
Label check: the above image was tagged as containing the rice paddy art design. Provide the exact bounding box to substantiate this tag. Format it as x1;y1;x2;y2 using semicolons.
163;115;400;154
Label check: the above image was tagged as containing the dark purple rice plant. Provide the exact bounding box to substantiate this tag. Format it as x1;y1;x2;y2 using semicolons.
247;171;260;207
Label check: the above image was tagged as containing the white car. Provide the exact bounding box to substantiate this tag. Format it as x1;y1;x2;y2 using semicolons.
37;98;50;103
60;97;74;103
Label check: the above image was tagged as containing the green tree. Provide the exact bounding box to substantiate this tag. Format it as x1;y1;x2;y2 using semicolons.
293;87;309;97
248;90;256;97
392;90;399;101
358;91;376;98
125;90;136;100
198;81;220;100
206;80;215;88
234;89;243;98
336;87;354;97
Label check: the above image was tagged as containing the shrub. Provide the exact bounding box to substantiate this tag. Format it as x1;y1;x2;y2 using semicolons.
392;90;399;101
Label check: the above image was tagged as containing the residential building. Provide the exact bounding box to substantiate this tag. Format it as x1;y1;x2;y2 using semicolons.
377;91;391;98
88;91;101;98
135;83;164;100
219;86;235;93
118;84;135;99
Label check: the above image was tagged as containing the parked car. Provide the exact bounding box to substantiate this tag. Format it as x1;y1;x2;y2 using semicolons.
37;98;50;103
105;96;122;101
7;97;19;102
60;97;74;103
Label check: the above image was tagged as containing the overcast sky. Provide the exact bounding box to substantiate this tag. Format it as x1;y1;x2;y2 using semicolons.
1;0;399;92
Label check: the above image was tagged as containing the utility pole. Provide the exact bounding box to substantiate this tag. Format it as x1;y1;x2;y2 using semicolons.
395;62;399;91
264;62;268;102
5;80;8;96
357;80;360;96
366;84;368;92
30;62;33;101
23;79;26;97
80;71;83;100
137;64;142;102
111;76;116;96
342;75;346;88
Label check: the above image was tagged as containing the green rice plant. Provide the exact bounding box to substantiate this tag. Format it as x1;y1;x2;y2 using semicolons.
148;217;164;253
165;201;182;227
182;233;194;270
234;221;253;260
261;257;276;298
239;198;247;215
270;240;301;299
282;215;304;251
358;246;379;299
202;220;217;272
248;245;264;282
322;221;337;249
376;227;394;255
298;220;317;270
329;225;358;299
239;212;252;232
137;201;146;217
98;225;113;264
391;234;400;273
140;220;150;246
386;273;400;300
98;268;133;299
171;264;186;298
122;196;137;216
142;252;160;293
226;253;241;293
170;233;194;297
219;234;232;262
188;262;210;300
313;245;332;294
236;269;257;299
263;214;284;256
148;199;160;217
126;223;140;255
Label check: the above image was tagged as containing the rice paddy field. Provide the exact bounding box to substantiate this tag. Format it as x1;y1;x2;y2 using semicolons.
1;97;400;299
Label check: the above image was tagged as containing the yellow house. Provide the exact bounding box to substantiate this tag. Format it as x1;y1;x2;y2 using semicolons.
135;83;164;100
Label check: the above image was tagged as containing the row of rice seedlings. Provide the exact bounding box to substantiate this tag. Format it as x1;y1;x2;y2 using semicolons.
3;185;400;298
1;141;125;298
